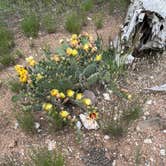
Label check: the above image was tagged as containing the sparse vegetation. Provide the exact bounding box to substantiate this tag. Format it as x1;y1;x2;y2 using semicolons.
27;147;64;166
81;0;94;12
42;13;57;34
94;13;104;29
21;14;40;37
0;26;15;66
16;111;36;133
65;12;83;34
8;79;24;93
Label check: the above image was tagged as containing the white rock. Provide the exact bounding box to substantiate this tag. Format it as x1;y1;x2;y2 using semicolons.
144;138;152;144
35;122;40;129
14;121;19;129
104;135;110;140
76;121;82;130
103;93;111;101
48;140;56;151
146;100;152;105
112;160;116;166
160;149;166;156
79;114;99;130
87;17;92;21
163;130;166;133
144;111;150;116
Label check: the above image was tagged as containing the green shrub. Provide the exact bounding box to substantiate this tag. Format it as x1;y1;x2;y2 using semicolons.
0;26;15;66
42;13;57;34
8;79;23;93
14;33;123;130
16;111;36;133
65;12;82;34
94;13;104;29
21;14;40;37
81;0;94;12
27;147;64;166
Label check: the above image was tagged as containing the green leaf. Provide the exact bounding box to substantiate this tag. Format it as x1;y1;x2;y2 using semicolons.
87;72;100;86
11;95;21;102
82;63;97;77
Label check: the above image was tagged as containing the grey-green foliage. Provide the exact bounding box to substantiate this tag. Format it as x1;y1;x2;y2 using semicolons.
21;14;40;37
0;26;15;66
27;147;64;166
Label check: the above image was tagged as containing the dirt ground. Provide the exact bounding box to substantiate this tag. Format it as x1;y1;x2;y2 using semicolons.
0;10;166;166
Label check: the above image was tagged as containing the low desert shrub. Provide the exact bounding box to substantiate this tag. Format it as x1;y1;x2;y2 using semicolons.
42;13;57;34
65;12;83;34
14;33;123;130
21;14;40;37
0;26;15;66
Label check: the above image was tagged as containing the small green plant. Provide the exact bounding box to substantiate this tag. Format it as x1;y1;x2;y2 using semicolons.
21;14;40;37
16;111;36;133
8;79;23;93
0;26;15;66
27;147;64;166
94;13;104;29
65;12;82;34
81;0;94;12
42;13;57;34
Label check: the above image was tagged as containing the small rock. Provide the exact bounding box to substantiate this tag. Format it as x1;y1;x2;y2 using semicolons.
83;90;96;104
160;149;166;156
144;138;152;144
103;93;111;101
104;135;110;140
79;114;99;130
14;121;19;129
76;121;82;130
146;100;152;105
48;140;56;151
87;17;92;21
35;122;40;129
163;130;166;133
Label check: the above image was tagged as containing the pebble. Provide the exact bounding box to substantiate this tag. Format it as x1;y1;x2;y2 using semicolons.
160;149;166;156
76;121;82;130
104;135;110;140
35;122;40;129
146;100;152;105
9;140;17;148
144;139;152;144
103;93;111;101
163;130;166;133
14;121;19;129
47;140;56;151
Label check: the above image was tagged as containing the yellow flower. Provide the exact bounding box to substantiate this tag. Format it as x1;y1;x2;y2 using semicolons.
71;34;78;40
71;49;78;56
70;39;78;47
51;55;60;62
82;98;92;106
66;47;73;56
59;92;66;99
67;89;75;97
83;44;89;52
50;89;59;97
95;54;102;61
42;103;53;111
36;73;43;81
76;93;83;100
88;111;98;120
15;65;24;73
26;56;36;66
127;94;132;100
60;110;69;119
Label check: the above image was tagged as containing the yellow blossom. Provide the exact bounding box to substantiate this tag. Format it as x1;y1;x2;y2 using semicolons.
67;89;75;97
36;73;43;81
95;54;102;61
42;103;53;112
51;55;60;62
76;93;83;100
50;89;59;97
127;94;132;100
59;92;66;99
26;56;36;66
82;98;92;106
71;49;78;56
70;39;78;47
71;34;78;40
60;110;69;119
66;47;73;56
83;44;89;52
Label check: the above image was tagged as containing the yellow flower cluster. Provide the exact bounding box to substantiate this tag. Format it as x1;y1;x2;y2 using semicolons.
15;65;28;83
60;110;69;119
50;89;66;99
42;103;53;112
66;47;78;56
26;56;36;66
